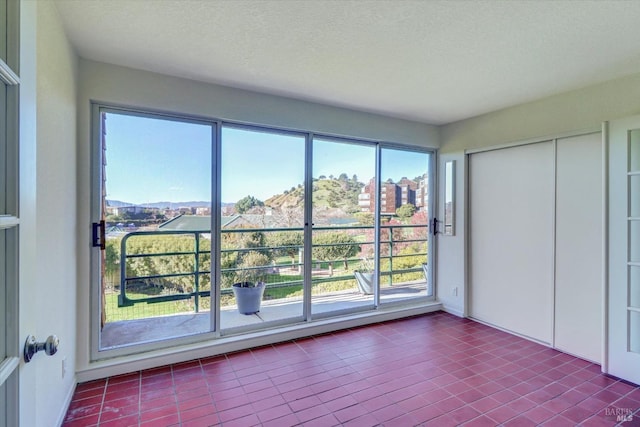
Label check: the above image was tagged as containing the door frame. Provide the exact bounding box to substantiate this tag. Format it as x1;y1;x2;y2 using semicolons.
0;0;21;424
605;116;640;385
464;127;606;364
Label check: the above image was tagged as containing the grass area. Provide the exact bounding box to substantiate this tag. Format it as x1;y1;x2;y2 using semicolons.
264;285;303;300
104;291;204;322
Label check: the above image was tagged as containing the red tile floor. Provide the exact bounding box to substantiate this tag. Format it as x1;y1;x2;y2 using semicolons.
63;312;640;426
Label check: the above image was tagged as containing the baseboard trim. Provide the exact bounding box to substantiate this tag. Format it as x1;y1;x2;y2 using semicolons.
441;306;464;317
56;378;77;427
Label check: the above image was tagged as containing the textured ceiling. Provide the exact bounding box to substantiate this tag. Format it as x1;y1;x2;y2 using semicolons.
54;0;640;125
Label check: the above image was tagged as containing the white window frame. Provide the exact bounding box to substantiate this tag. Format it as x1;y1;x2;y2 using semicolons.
90;103;437;360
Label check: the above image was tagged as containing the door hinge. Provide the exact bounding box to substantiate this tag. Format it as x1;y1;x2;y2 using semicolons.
92;220;106;250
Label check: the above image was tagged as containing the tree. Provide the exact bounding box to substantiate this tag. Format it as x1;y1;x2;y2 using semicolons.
105;238;121;285
266;231;303;265
121;210;154;221
312;232;361;273
327;191;340;207
236;195;264;214
121;234;211;295
396;203;416;219
236;251;270;284
223;225;266;251
221;226;269;287
354;212;374;225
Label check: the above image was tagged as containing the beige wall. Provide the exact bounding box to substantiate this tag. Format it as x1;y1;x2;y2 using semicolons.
28;1;79;425
77;59;439;147
441;71;640;153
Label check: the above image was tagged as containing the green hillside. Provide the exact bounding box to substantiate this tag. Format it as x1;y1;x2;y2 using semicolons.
266;176;363;213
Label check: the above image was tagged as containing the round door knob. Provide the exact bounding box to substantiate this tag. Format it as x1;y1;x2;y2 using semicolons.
24;335;59;363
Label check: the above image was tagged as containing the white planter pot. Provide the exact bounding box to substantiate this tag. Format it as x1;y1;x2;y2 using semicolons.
232;281;266;315
354;271;374;295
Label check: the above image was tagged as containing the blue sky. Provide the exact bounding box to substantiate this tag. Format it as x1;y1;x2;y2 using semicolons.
105;113;430;204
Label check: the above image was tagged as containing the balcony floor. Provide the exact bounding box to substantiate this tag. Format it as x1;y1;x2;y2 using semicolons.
101;281;429;349
66;311;640;427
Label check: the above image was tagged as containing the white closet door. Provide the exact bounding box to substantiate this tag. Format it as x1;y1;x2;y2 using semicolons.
555;133;602;362
469;141;555;344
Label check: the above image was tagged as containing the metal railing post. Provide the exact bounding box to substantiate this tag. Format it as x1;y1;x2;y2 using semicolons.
389;225;393;287
194;233;200;313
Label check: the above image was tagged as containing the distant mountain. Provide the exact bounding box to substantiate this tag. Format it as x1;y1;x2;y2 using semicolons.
139;201;212;209
106;200;131;207
106;200;229;209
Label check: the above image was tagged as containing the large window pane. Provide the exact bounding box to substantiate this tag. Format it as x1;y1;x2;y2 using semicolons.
0;369;17;427
220;126;305;331
100;111;213;349
379;148;431;304
0;83;6;213
0;376;6;427
93;105;436;356
0;0;7;64
0;0;18;422
0;229;5;361
311;138;376;317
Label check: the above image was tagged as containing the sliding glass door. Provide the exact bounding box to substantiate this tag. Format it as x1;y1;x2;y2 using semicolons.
311;138;377;318
378;147;432;305
93;105;435;356
97;109;214;350
220;125;306;332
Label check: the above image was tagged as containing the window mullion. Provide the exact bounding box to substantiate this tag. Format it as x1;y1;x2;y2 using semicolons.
212;121;221;336
303;133;313;322
373;144;381;308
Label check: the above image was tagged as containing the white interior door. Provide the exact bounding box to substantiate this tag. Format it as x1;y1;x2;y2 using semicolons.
469;142;555;344
608;116;640;385
469;135;605;361
554;133;603;363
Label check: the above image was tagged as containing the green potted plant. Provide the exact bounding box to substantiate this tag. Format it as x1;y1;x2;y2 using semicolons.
354;257;375;295
232;251;269;315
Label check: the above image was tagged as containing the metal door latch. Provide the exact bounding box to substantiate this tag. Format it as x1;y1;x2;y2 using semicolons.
92;220;106;250
24;335;59;363
432;217;440;236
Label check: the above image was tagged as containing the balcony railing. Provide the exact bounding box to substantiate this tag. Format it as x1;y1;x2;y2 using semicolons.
116;224;429;314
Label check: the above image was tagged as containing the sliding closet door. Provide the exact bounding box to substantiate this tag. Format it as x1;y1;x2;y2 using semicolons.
555;133;602;362
469;142;555;343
